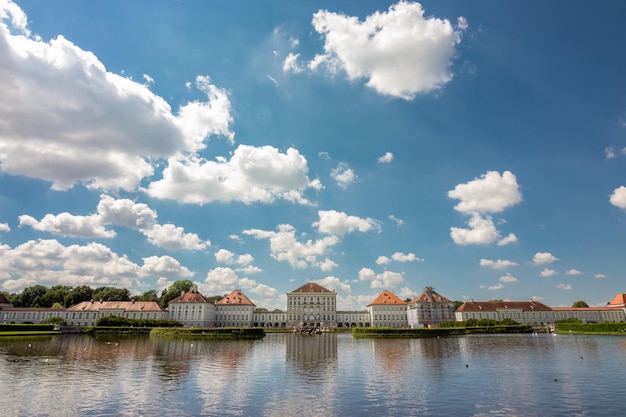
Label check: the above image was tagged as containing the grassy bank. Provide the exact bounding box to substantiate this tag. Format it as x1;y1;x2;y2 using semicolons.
0;324;60;337
556;322;626;335
352;325;534;338
150;327;265;339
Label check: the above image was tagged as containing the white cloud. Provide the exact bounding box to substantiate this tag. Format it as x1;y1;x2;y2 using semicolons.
309;2;466;99
18;212;116;238
0;223;9;232
215;249;235;264
0;4;233;191
605;146;616;159
236;265;262;275
497;233;518;246
448;171;522;246
391;252;422;262
243;224;340;269
376;256;390;265
203;267;240;294
448;171;522;214
358;267;404;289
388;215;404;226
450;213;499;245
0;238;191;292
315;276;351;293
610;186;626;210
533;252;558;266
594;273;606;279
488;283;504;290
499;273;518;283
480;259;519;269
313;210;381;235
19;195;209;250
330;163;356;189
283;52;303;73
565;269;582;276
556;283;572;290
146;145;319;205
377;152;394;163
142;73;154;84
540;268;557;277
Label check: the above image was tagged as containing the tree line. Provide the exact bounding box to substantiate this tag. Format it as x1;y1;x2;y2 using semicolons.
0;279;218;309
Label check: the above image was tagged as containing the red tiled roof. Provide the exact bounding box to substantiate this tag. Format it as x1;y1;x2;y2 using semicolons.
368;290;406;306
217;289;255;306
456;300;552;312
290;282;333;294
67;300;166;312
608;293;626;307
552;306;623;312
410;288;452;303
169;291;213;304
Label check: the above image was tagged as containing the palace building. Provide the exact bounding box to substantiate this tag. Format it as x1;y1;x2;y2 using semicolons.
1;283;625;328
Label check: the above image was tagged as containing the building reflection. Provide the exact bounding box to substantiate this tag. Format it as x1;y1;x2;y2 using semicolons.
285;333;338;380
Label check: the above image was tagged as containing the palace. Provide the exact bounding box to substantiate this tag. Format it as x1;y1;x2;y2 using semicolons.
1;285;625;328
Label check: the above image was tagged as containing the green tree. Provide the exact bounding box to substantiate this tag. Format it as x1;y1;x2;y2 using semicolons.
64;285;94;307
14;285;48;307
39;285;72;308
160;280;194;307
132;290;159;302
93;287;131;301
572;300;589;308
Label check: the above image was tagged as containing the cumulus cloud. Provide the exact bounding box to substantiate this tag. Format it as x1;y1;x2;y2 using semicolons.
488;283;504;290
565;269;582;276
0;238;192;292
0;2;234;191
594;273;606;279
556;283;572;290
215;249;254;266
358;267;405;289
377;152;394;163
497;233;518;246
146;145;320;205
203;266;277;300
540;268;557;277
330;163;356;189
0;223;9;232
499;273;518;283
448;171;522;214
376;252;422;264
243;224;340;270
533;252;558;266
450;213;499;245
480;259;519;269
19;195;209;251
448;171;522;246
376;256;391;265
313;210;381;235
309;2;466;99
610;186;626;210
315;276;351;293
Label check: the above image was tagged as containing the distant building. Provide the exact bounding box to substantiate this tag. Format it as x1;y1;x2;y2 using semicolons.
216;289;256;327
168;285;215;327
455;300;553;325
407;286;455;328
367;290;407;328
286;282;337;328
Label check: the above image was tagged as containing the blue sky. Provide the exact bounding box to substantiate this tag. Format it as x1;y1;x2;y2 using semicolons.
1;0;626;310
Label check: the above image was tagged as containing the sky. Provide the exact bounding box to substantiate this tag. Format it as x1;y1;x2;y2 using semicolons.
1;0;626;310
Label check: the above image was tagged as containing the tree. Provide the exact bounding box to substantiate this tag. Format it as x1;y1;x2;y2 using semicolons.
38;285;72;308
64;285;94;307
93;287;130;301
132;290;159;302
572;300;589;308
160;280;194;307
14;285;48;307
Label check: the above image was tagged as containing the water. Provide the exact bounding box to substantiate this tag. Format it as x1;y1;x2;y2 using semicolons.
0;333;624;416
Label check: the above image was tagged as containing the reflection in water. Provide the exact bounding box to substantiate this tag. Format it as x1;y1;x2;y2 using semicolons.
1;333;625;416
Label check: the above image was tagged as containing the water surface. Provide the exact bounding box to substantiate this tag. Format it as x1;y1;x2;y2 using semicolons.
1;333;624;416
